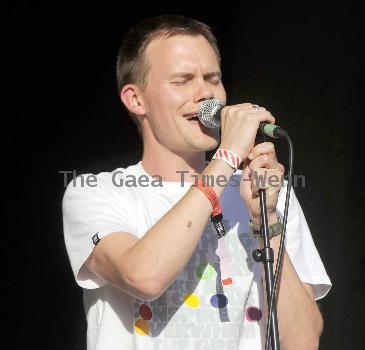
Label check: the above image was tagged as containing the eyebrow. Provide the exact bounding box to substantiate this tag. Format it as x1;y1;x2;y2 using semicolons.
169;71;222;79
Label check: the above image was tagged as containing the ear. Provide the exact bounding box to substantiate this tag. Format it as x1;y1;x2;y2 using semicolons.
120;84;146;116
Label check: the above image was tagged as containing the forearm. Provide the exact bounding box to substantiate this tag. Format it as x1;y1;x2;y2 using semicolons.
125;159;234;297
259;216;323;349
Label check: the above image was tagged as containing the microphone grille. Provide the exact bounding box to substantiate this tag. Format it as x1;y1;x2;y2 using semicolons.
198;98;224;128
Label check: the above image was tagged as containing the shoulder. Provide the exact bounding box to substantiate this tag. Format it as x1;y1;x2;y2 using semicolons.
62;163;142;210
63;168;121;198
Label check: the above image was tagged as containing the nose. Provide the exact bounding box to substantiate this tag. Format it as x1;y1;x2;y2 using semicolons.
193;78;214;104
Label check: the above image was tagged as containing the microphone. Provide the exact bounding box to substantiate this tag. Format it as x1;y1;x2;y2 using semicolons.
198;98;287;138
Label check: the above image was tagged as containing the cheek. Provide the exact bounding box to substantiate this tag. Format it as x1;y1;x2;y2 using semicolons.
151;84;190;112
167;86;192;107
144;88;184;134
215;85;227;104
155;88;192;127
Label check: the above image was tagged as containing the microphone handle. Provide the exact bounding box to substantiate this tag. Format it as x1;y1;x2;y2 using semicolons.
260;123;287;138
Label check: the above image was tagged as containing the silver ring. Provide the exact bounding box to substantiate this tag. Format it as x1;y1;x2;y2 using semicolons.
252;105;260;112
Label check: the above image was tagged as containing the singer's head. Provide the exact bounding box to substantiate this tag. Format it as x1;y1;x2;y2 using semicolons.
117;15;226;157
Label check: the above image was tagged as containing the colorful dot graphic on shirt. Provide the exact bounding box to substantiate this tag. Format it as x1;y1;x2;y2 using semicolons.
210;294;228;308
196;263;215;280
139;304;152;321
245;306;263;322
134;319;150;336
183;293;200;308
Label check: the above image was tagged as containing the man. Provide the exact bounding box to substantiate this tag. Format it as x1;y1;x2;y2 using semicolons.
63;15;331;350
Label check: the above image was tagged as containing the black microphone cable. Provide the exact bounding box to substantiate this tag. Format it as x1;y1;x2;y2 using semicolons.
264;131;294;350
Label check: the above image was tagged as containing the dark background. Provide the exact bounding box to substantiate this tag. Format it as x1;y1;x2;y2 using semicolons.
3;1;363;349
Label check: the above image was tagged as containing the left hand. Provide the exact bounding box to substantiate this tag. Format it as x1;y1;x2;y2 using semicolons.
240;142;285;224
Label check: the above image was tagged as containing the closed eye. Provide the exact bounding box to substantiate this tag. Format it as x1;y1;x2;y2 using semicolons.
208;79;221;85
170;72;222;86
171;80;189;85
172;78;220;86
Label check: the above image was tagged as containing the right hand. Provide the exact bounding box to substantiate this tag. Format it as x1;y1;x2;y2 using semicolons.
219;103;276;160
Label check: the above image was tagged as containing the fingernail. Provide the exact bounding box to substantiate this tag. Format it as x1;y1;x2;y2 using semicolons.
248;153;254;160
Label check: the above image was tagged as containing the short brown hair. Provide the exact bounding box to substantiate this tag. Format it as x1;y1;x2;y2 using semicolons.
116;15;221;133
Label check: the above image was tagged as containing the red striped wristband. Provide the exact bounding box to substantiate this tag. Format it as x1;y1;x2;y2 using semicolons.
212;148;242;171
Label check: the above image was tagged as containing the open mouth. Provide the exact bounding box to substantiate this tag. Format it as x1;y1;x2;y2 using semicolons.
184;112;200;122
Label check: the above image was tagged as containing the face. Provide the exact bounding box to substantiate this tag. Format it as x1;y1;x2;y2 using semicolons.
139;34;226;153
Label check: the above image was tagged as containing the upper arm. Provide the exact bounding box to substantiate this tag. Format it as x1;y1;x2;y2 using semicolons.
302;282;324;335
62;172;140;289
302;282;315;300
302;283;323;323
84;231;154;300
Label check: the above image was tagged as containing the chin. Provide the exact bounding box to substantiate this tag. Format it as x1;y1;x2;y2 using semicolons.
182;125;220;151
205;131;220;150
192;135;219;152
205;139;219;151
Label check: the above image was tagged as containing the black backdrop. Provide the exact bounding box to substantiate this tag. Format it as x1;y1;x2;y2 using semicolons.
3;1;363;349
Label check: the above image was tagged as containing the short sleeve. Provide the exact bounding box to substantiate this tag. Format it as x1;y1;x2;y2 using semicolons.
62;172;138;289
277;184;332;300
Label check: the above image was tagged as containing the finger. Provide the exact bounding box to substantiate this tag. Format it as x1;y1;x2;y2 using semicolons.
248;142;276;160
250;104;267;113
249;110;275;124
222;105;273;124
251;168;284;195
236;106;268;114
249;155;285;173
226;109;275;125
228;103;267;112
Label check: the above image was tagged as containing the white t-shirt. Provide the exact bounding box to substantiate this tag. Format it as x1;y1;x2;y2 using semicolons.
62;161;331;350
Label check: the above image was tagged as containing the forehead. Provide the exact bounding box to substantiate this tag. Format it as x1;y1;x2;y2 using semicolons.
144;34;220;78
